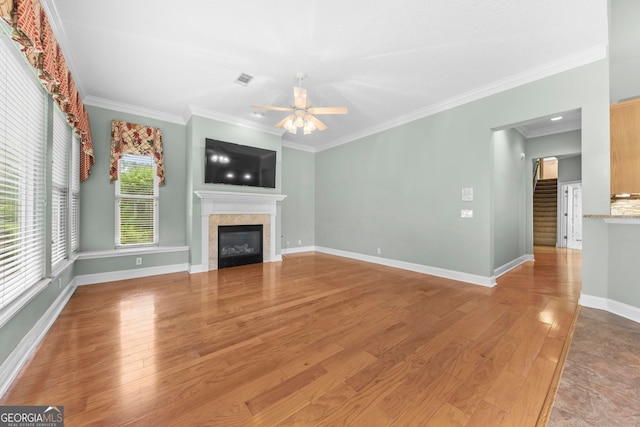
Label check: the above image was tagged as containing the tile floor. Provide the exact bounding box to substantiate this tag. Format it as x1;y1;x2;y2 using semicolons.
549;307;640;426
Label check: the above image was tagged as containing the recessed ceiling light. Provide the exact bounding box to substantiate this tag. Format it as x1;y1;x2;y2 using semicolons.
550;116;563;121
253;111;265;118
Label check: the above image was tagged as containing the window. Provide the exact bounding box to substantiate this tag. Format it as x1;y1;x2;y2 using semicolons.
0;36;46;309
115;154;158;246
51;107;70;267
70;134;80;252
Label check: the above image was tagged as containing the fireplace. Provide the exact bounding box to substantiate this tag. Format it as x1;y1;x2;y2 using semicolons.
194;191;286;272
218;224;263;269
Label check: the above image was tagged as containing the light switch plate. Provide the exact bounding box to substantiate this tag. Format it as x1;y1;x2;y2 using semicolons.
462;187;473;201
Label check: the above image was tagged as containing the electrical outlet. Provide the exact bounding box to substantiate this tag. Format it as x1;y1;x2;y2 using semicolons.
298;240;302;245
58;278;62;289
136;257;142;265
461;209;473;218
286;241;290;246
377;248;381;255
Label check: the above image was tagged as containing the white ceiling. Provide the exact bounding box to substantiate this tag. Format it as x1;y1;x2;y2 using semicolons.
42;0;608;150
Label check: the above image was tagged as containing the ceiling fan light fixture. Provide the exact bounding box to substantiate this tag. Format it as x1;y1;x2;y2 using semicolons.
304;117;316;133
283;117;297;133
251;71;347;136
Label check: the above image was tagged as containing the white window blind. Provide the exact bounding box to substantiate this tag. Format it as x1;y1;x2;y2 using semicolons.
115;154;158;246
0;36;46;309
51;107;70;267
70;133;80;252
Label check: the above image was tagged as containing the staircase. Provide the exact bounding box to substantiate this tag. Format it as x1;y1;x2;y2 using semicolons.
534;178;557;246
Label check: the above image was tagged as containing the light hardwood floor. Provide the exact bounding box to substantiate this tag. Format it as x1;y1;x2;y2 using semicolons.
1;247;581;426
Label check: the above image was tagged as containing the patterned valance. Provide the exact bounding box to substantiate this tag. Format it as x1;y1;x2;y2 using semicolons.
110;120;165;186
1;0;94;181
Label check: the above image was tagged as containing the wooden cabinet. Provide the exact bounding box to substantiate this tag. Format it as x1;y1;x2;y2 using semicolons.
611;98;640;195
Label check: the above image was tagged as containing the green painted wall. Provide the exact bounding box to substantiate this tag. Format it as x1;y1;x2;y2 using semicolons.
81;106;188;252
608;224;640;308
526;130;582;160
492;128;527;269
316;60;610;283
281;147;315;250
558;155;582;182
0;265;75;370
75;251;188;276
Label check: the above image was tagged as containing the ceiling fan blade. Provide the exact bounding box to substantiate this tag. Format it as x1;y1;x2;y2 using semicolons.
252;104;293;112
294;87;307;109
274;114;295;128
308;114;328;131
307;106;348;115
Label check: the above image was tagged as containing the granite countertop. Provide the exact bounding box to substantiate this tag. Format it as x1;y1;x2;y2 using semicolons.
584;214;640;223
584;214;640;219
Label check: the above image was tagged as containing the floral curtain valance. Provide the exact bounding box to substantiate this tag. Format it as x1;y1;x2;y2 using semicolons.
1;0;94;181
110;120;165;186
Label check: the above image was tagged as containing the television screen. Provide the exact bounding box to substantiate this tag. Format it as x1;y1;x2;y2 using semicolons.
204;139;276;188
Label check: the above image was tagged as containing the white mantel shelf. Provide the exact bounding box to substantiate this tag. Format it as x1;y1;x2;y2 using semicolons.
195;190;287;205
194;191;287;271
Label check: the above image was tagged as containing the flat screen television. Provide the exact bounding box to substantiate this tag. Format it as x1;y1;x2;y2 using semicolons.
204;138;276;189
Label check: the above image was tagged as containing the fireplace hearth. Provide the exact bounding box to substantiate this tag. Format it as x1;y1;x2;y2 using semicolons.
218;224;263;269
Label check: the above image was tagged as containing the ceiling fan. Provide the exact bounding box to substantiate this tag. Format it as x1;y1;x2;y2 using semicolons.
252;72;348;135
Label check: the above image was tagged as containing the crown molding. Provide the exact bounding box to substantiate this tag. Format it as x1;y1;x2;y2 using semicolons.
84;96;186;124
187;105;284;136
313;44;607;152
281;140;318;153
78;41;604;151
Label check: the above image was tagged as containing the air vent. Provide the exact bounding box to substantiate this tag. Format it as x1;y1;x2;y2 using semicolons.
235;73;253;86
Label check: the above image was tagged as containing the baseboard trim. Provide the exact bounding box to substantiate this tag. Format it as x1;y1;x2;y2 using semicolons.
188;264;206;274
76;263;189;286
0;279;78;398
282;246;315;255
494;254;534;278
314;246;494;287
580;294;640;324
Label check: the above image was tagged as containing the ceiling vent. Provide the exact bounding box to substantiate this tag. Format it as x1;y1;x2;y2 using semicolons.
235;73;253;86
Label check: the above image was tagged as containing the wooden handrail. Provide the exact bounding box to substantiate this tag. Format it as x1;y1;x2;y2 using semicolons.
533;158;541;189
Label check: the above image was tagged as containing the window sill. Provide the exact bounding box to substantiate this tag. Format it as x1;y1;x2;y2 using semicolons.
51;258;74;278
76;245;189;260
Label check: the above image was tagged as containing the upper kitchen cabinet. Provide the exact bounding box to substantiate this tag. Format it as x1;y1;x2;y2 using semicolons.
611;98;640;195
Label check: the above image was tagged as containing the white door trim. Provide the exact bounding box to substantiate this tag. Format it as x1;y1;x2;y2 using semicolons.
558;180;582;249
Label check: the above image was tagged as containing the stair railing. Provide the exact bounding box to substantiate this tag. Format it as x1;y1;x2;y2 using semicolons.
533;159;541;190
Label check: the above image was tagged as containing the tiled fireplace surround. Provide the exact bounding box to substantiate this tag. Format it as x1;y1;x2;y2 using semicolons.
194;191;286;270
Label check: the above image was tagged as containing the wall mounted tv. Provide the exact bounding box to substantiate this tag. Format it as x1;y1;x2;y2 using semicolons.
204;138;276;189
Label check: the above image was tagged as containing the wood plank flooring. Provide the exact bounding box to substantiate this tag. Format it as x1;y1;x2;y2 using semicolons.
1;247;581;425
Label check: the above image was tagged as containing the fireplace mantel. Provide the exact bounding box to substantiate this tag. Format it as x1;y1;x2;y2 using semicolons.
195;190;286;213
194;191;286;270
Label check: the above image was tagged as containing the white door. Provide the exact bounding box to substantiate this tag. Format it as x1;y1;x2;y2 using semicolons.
567;183;582;250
